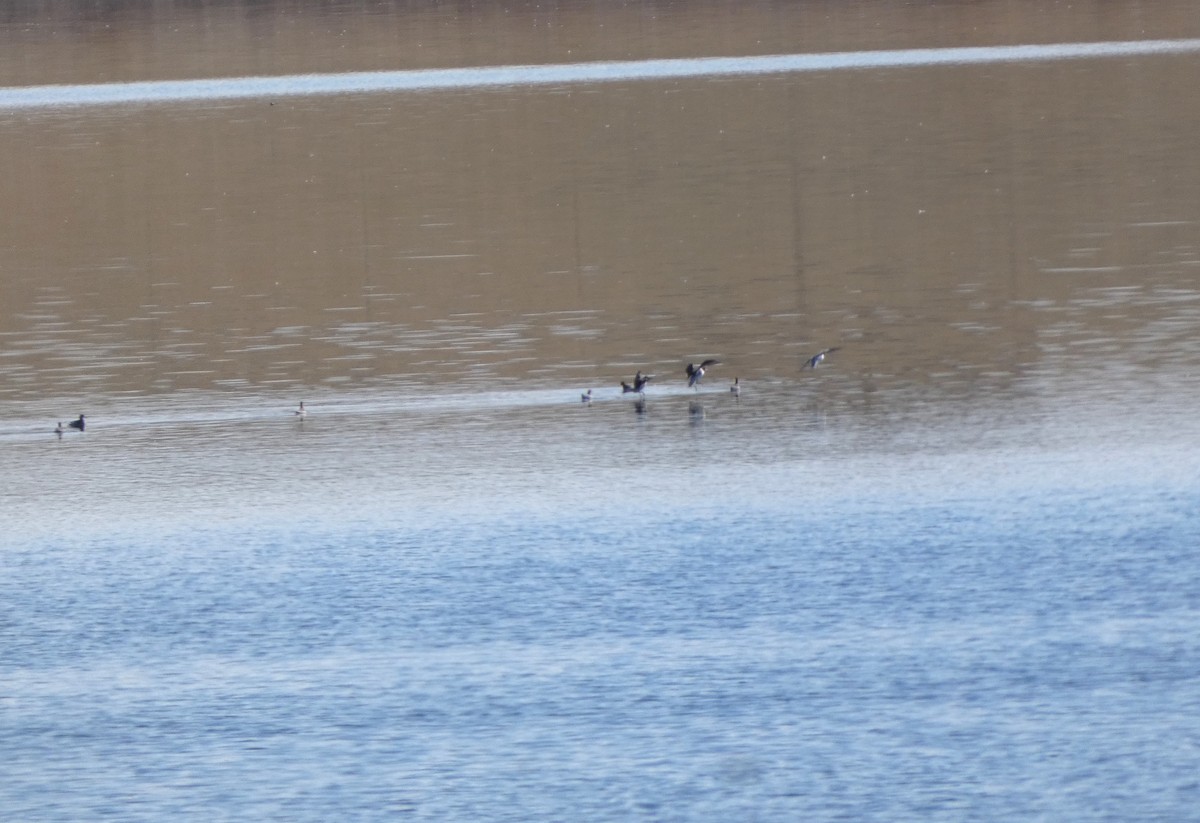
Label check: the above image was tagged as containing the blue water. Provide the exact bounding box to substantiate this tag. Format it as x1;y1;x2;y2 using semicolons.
3;386;1199;821
4;17;1200;818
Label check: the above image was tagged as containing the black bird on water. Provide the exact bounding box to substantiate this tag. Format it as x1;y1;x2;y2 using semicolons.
68;415;85;431
685;359;720;388
620;371;653;396
804;347;840;369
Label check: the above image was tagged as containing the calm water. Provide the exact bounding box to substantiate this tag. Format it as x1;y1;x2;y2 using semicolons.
4;1;1200;820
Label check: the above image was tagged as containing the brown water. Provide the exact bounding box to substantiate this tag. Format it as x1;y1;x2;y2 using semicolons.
5;6;1200;821
2;0;1200;420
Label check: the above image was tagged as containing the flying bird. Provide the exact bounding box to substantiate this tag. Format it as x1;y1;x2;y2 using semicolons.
620;371;653;396
804;347;840;369
685;359;720;388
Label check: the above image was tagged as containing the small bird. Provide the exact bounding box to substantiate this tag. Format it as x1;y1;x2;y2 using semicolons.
581;389;593;404
620;371;653;396
685;359;720;388
54;422;65;436
294;402;307;419
68;415;85;431
804;347;840;369
730;377;741;397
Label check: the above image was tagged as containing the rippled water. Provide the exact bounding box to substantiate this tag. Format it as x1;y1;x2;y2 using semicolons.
4;1;1200;820
4;385;1199;820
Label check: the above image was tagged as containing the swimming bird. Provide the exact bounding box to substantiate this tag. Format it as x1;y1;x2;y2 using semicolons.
581;389;593;404
620;371;653;396
685;359;720;388
68;415;85;431
294;402;307;418
54;422;65;436
730;377;740;397
804;347;840;369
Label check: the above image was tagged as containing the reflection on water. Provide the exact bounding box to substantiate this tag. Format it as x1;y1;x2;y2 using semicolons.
3;0;1200;540
7;38;1200;110
3;2;1200;821
4;49;1200;404
4;369;1199;821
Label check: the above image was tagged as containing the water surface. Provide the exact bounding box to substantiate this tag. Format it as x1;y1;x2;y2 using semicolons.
3;2;1200;820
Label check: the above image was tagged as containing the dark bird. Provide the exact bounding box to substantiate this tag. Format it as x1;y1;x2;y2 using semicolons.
804;347;840;369
685;359;720;388
68;415;85;431
620;371;653;396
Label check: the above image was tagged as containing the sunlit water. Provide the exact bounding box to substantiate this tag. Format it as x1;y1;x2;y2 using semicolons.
4;2;1200;820
4;39;1200;110
4;377;1199;821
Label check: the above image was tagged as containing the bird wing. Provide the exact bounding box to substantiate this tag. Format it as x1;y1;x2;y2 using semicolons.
699;359;720;369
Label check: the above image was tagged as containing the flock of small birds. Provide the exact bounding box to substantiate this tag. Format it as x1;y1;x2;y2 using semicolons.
583;347;840;405
604;357;722;404
52;349;840;433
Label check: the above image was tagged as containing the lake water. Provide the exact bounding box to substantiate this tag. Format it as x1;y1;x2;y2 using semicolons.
3;1;1200;820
